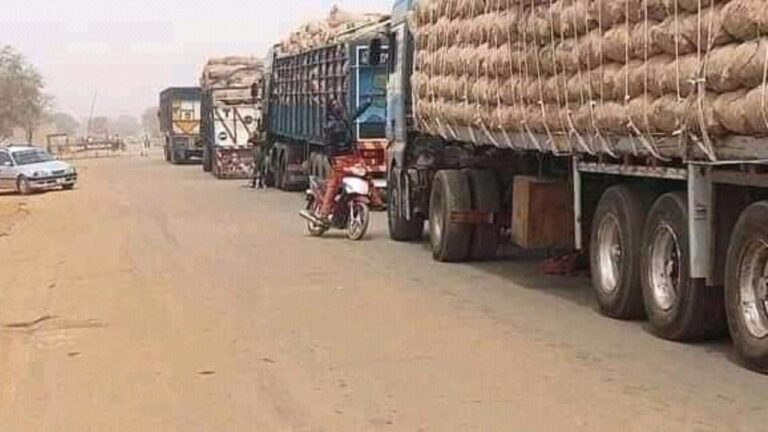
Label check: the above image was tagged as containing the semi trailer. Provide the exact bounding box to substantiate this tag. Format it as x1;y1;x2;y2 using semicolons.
261;15;391;191
159;87;202;164
200;57;264;179
378;0;768;371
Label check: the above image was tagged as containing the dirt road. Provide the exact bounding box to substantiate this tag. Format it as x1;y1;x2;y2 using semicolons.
0;156;765;431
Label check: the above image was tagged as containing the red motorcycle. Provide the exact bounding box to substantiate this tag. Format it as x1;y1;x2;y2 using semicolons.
300;164;372;241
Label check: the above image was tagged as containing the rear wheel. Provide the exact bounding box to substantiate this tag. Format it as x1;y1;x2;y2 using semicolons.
62;184;75;191
641;192;726;341
590;185;650;319
465;169;501;261
430;170;472;262
388;169;424;241
725;201;768;372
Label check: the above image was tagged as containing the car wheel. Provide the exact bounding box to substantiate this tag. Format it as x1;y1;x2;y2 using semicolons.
17;176;32;195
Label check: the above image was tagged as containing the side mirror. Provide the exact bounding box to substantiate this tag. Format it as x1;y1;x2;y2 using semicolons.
368;38;383;66
2;161;12;167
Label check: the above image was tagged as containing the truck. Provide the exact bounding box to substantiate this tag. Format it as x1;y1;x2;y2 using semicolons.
261;12;390;191
200;57;264;179
159;87;202;164
377;0;768;371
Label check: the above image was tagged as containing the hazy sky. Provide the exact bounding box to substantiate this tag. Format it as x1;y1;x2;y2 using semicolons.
0;0;389;119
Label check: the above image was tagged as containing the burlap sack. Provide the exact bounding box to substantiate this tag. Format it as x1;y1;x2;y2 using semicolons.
743;85;768;133
591;0;669;27
604;21;661;63
519;7;554;44
577;30;605;69
551;0;596;39
485;46;513;78
714;89;753;134
650;95;687;133
651;5;731;56
416;0;439;25
627;95;656;131
594;102;629;134
687;94;727;135
614;55;672;100
675;0;729;14
705;38;768;92
660;54;699;96
715;86;768;135
499;76;528;105
722;0;768;41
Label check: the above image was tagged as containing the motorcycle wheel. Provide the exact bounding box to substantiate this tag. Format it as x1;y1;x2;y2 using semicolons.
347;201;371;241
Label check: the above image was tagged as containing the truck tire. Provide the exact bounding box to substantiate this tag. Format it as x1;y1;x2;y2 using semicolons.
164;146;171;162
464;169;501;261
388;169;424;241
590;185;650;319
203;146;213;173
641;192;726;341
430;170;472;262
725;201;768;372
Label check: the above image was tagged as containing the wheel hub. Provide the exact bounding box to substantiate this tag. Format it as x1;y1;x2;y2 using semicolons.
738;240;768;339
649;223;681;312
596;214;623;295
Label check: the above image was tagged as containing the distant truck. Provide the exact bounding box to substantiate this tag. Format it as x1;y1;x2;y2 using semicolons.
159;87;202;164
261;16;390;191
200;57;264;179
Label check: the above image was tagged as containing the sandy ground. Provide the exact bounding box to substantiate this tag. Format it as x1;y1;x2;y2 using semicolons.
0;155;766;431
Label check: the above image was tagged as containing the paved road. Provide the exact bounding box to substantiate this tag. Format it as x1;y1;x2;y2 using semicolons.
0;156;765;431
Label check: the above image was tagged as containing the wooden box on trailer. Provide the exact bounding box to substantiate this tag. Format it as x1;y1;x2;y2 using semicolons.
512;176;575;250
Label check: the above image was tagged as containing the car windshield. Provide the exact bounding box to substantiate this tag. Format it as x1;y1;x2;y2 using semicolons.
12;149;54;166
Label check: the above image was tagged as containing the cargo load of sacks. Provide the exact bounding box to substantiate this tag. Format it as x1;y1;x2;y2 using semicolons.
201;56;264;89
278;6;389;56
412;0;768;157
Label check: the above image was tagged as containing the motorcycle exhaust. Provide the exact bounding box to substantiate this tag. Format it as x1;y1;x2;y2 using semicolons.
299;210;326;226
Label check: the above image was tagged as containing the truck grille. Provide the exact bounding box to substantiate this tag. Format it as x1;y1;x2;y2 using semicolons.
52;170;65;176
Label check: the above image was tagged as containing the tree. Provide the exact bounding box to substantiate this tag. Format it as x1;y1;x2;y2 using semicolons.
141;107;160;138
0;46;48;142
51;112;80;136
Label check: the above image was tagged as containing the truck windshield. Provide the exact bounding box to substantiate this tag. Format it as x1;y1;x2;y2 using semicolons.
12;149;54;166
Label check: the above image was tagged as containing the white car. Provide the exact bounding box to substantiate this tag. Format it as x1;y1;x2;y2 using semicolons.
0;145;78;194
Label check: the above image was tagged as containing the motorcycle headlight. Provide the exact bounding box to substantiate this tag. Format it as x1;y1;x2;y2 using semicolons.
348;166;367;177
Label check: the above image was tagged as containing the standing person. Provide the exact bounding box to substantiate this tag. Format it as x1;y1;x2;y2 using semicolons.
310;98;384;225
142;135;151;157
